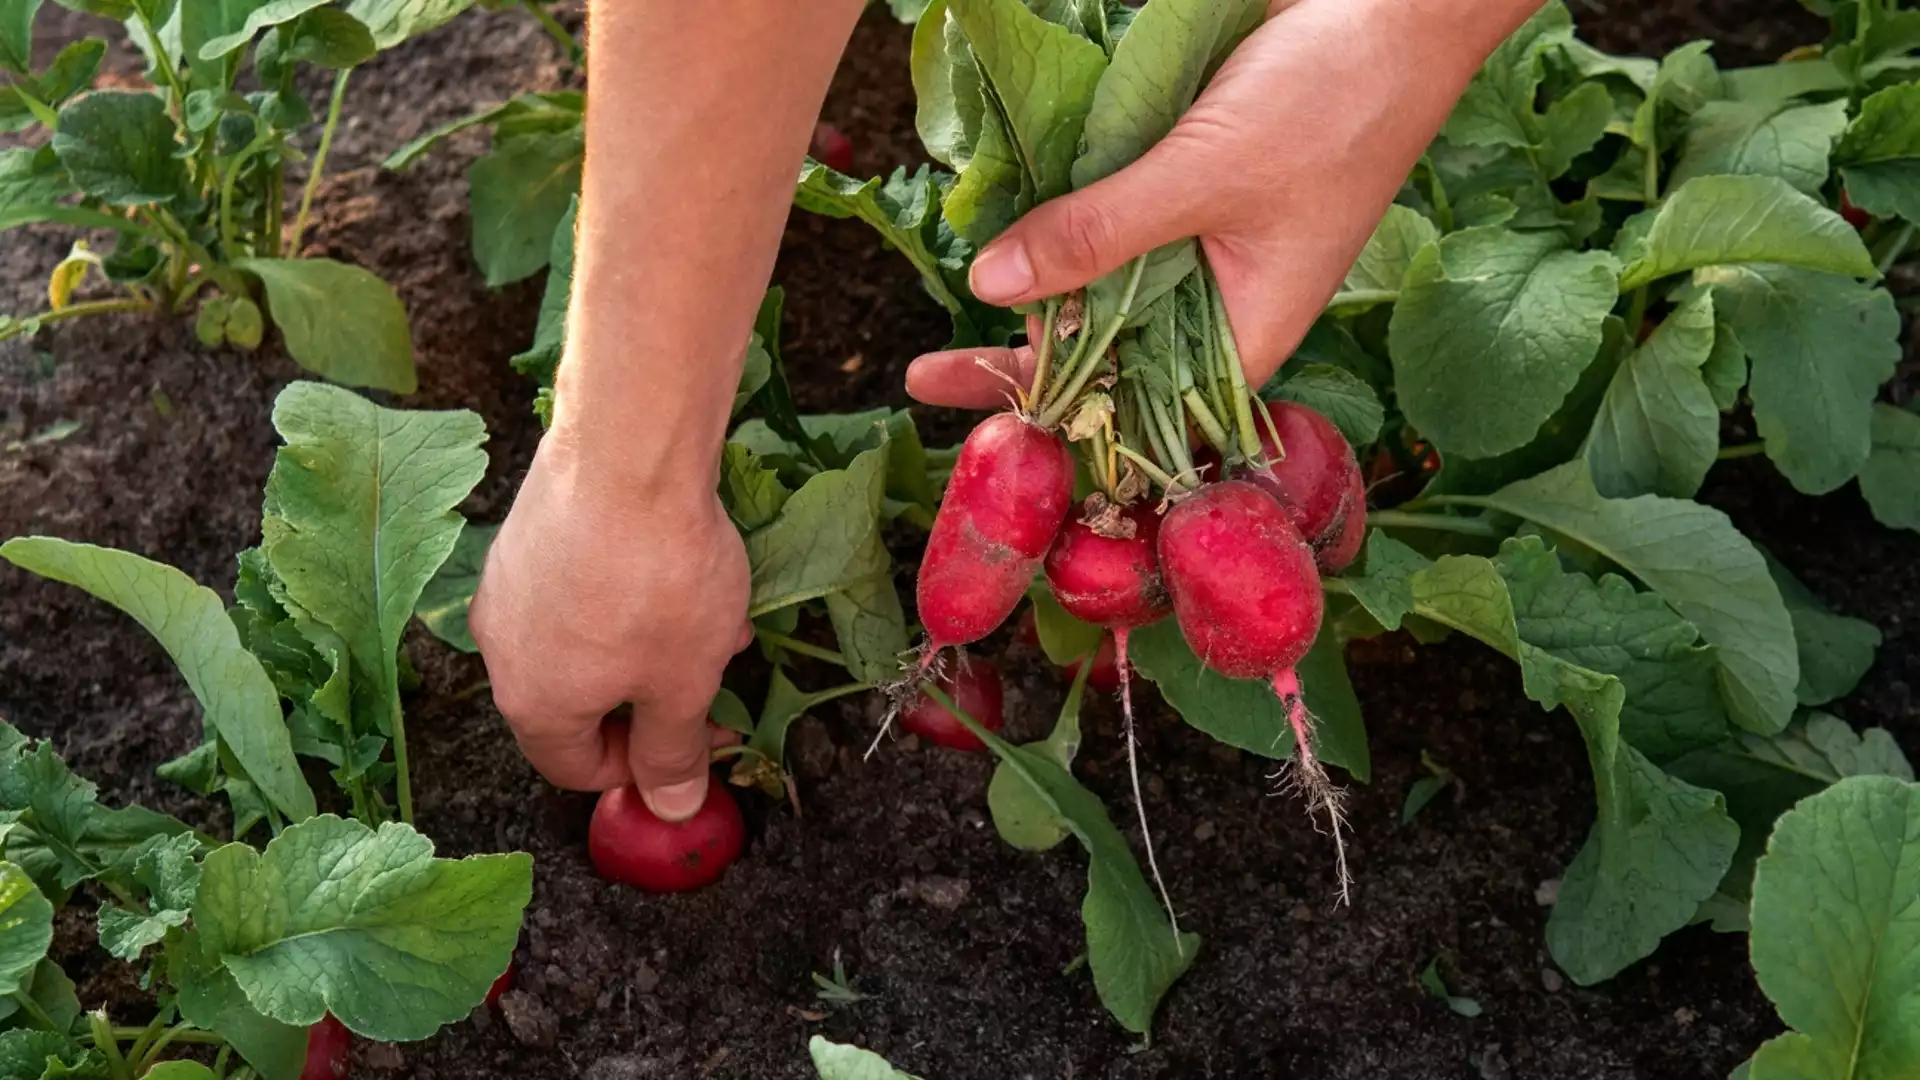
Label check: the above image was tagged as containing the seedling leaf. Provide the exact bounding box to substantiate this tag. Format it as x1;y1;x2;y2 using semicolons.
237;258;417;393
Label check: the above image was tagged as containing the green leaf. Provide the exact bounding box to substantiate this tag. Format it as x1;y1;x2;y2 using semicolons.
746;668;861;771
50;91;183;205
235;258;415;393
0;147;75;215
720;443;790;532
1669;712;1910;916
179;0;264;88
0;865;52;998
707;689;752;738
1388;227;1621;459
196;815;531;1042
794;162;1011;348
950;0;1106;201
1472;462;1797;735
1860;403;1920;532
0;0;39;74
1069;0;1261;188
957;712;1198;1033
0;1031;98;1080
1347;537;1738;984
195;0;324;57
0;539;315;820
278;7;375;68
0;959;81;1035
144;1064;218;1080
1695;265;1901;494
1583;290;1720;498
1836;82;1920;223
744;444;890;616
1617;175;1875;290
1329;204;1437;315
808;1037;922;1080
97;832;199;961
413;521;495;655
341;0;470;49
168;934;307;1080
825;576;909;687
1538;80;1614;178
1265;364;1385;447
1442;1;1573;150
1129;618;1369;781
508;195;574;405
261;382;487;747
909;0;974;168
1027;585;1101;667
1670;98;1849;193
1766;554;1881;707
33;37;101;108
1748;775;1920;1079
469;130;582;287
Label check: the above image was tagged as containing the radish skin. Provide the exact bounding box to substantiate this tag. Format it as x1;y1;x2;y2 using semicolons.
917;413;1074;651
901;658;1006;751
1246;402;1366;573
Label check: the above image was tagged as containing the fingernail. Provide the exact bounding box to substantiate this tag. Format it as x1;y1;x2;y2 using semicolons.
643;776;707;823
970;241;1034;302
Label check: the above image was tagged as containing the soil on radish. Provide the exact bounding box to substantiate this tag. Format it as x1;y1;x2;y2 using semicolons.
2;3;1914;1078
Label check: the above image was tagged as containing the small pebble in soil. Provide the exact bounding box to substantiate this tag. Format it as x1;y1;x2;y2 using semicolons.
585;1053;673;1080
1535;878;1560;906
1193;821;1217;842
498;989;560;1048
360;1043;405;1071
790;717;837;779
635;960;660;995
904;875;972;911
1541;968;1564;993
1289;904;1314;923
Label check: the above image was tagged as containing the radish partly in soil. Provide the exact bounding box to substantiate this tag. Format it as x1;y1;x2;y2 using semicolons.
588;782;746;893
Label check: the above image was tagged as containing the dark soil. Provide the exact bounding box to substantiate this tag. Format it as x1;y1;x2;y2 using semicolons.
1;3;1911;1079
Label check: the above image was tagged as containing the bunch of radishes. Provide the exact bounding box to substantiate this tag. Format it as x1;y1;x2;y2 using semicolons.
907;261;1368;897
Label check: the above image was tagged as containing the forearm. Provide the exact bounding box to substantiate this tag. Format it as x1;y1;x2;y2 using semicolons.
553;0;866;490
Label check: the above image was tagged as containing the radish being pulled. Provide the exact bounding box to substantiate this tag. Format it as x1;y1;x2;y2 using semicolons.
1043;497;1179;929
1244;401;1367;573
901;658;1006;751
588;782;745;893
1157;480;1348;897
301;1015;351;1080
916;412;1074;657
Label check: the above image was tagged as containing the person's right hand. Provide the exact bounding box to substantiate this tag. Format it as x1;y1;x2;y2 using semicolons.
469;431;752;822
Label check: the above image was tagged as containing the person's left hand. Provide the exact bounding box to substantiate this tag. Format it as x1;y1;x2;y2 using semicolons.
905;0;1523;409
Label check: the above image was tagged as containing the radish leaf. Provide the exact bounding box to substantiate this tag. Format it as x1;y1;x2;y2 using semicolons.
745;444;891;616
413;521;497;655
469;129;582;287
237;258;416;393
0;863;52;997
949;0;1105;203
1671;99;1849;193
1584;290;1720;499
51;90;185;205
1618;175;1875;289
1748;776;1920;1079
1836;82;1920;222
1860;402;1920;531
344;0;471;49
1764;553;1881;706
809;1037;922;1080
196;816;532;1041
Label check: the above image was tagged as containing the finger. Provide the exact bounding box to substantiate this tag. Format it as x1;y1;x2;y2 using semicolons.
734;620;755;654
905;345;1036;409
628;703;718;823
968;139;1219;307
1206;233;1331;390
710;724;742;750
507;711;633;792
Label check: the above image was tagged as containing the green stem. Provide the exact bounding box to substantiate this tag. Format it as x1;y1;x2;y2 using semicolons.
1181;390;1230;456
1113;443;1180;494
1642;133;1660;205
1321;576;1353;596
136;8;188;118
220;131;276;257
523;0;581;62
1423;155;1454;233
287;69;351;255
393;702;413;825
0;298;151;341
1145;391;1191;478
1206;268;1262;462
1625;286;1649;336
1718;441;1766;460
125;1014;167;1067
89;1012;133;1080
1878;220;1916;273
136;1026;224;1070
1037;255;1149;428
8;991;57;1032
758;632;848;669
266;161;285;259
1028;297;1060;407
1367;509;1500;537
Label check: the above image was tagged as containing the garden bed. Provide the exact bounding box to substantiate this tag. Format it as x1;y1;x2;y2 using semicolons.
2;2;1912;1078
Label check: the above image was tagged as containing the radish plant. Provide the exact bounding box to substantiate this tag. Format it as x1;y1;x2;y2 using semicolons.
0;0;467;391
0;382;530;1078
773;0;1920;1039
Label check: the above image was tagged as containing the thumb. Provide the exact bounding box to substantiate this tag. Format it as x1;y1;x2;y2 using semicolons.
969;144;1214;307
630;703;717;823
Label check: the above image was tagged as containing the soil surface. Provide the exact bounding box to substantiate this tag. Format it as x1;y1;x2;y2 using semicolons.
1;2;1911;1079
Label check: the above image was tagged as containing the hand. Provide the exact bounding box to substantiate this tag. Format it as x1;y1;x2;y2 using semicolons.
907;0;1532;408
469;433;752;821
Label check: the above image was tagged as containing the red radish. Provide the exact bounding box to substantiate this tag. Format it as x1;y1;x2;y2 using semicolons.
1044;497;1180;932
916;413;1074;655
588;782;745;893
1841;190;1870;230
1318;471;1368;574
301;1015;350;1080
1244;402;1366;573
901;658;1005;751
1158;481;1349;898
811;122;854;174
485;962;515;1007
